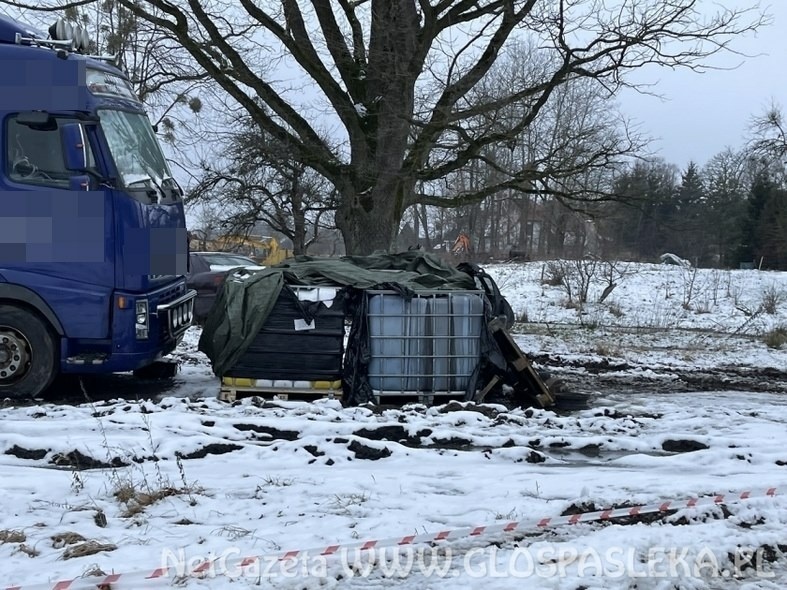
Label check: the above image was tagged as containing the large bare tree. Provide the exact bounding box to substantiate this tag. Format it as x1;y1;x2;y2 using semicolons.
3;0;765;253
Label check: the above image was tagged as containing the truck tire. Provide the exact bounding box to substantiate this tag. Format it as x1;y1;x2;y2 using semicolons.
0;305;57;399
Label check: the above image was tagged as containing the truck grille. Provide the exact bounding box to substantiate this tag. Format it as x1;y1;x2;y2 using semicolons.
157;290;196;340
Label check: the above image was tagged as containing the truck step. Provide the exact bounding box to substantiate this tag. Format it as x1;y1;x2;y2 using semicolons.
66;354;107;365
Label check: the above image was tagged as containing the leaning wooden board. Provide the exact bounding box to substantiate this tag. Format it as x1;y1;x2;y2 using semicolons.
488;318;556;409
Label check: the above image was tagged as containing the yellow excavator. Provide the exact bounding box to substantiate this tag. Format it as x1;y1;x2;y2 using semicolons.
190;233;293;266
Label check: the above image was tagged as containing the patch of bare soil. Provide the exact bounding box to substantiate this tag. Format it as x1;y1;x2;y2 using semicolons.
530;353;787;395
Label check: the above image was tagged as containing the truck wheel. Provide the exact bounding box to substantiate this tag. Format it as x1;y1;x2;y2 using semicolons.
0;305;57;399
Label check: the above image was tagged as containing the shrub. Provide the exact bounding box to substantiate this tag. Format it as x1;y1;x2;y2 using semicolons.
761;285;783;315
594;342;619;357
542;261;565;287
763;326;787;349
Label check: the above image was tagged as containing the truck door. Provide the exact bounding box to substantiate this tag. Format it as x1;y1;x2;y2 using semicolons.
0;113;114;339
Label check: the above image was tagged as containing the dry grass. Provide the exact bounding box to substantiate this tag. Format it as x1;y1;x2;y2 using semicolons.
542;261;566;286
0;530;26;543
114;483;198;517
62;540;117;560
761;286;783;315
763;326;787;349
329;492;370;516
593;342;620;357
83;566;108;577
215;525;253;541
51;532;86;548
14;543;40;558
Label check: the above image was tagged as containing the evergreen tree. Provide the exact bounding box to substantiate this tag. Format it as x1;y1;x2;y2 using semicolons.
703;149;747;267
738;170;776;267
755;182;787;269
604;160;678;260
670;162;707;263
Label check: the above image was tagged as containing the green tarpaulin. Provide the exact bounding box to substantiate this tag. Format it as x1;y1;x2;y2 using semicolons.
198;251;478;376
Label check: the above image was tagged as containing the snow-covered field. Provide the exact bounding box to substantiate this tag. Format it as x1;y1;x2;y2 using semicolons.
1;261;787;589
487;261;787;395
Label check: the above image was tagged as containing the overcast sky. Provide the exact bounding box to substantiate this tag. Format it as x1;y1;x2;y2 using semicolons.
618;1;787;170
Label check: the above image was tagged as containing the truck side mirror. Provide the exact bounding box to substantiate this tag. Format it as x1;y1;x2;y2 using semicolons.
60;123;88;171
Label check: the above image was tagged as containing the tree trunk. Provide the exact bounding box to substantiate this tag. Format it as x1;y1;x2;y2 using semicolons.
334;0;419;255
292;205;307;255
517;195;531;251
418;204;432;249
335;177;413;254
411;206;420;245
290;175;307;255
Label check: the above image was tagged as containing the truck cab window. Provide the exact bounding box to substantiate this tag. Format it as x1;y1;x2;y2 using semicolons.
6;117;95;187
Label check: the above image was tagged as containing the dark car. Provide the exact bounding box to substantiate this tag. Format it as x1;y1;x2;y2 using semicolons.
187;252;264;324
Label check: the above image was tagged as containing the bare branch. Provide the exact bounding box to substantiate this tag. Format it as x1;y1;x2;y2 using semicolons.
336;0;368;65
311;0;365;103
238;0;365;145
0;0;94;11
114;0;340;181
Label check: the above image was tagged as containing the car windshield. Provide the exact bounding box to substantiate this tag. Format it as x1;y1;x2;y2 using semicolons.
98;109;174;191
200;254;257;267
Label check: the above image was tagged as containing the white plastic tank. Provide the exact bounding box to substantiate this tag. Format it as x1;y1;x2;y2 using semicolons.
368;293;430;392
428;296;451;392
450;293;484;390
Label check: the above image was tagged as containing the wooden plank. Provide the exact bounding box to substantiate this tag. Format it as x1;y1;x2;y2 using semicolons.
474;375;501;403
488;319;556;409
510;358;529;371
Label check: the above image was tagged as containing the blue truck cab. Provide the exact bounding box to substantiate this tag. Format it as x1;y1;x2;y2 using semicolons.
0;13;196;398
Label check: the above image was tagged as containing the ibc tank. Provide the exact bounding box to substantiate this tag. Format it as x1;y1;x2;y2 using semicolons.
367;293;429;392
428;296;451;393
450;293;484;390
224;286;344;381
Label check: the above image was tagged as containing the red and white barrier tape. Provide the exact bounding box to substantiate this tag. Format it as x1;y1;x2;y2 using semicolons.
5;486;780;590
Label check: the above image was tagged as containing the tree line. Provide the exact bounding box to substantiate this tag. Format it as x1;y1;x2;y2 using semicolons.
377;127;787;271
600;147;787;270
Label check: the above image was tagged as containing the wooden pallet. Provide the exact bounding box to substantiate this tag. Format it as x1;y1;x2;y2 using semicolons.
488;318;556;408
219;388;473;407
219;377;342;403
219;389;476;407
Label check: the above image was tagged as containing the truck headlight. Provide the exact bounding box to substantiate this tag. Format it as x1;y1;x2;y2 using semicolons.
135;299;149;339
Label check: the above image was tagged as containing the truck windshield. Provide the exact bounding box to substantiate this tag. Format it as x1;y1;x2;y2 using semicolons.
98;109;175;193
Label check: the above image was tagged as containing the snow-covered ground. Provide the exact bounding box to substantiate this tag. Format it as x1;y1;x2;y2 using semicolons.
1;261;787;589
486;261;787;395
